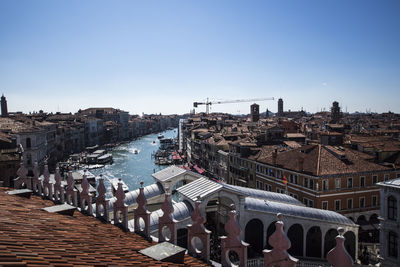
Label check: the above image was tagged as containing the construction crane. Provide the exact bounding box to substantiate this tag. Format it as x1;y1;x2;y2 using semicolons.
193;97;274;114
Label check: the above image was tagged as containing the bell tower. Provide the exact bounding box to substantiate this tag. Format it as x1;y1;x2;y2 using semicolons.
1;94;8;117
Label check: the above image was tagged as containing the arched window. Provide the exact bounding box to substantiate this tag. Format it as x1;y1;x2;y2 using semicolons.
388;231;398;258
388;196;397;220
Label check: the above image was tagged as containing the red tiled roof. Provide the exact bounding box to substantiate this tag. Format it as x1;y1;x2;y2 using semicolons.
0;188;209;266
257;145;391;176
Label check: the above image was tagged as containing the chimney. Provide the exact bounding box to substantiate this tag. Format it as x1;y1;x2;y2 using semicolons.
272;149;277;165
298;157;304;172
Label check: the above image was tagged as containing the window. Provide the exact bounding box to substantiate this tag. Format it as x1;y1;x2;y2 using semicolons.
256;180;262;190
290;174;294;183
397;173;400;178
309;179;314;190
359;197;365;208
373;175;378;184
347;198;353;209
269;168;275;177
335;178;341;189
322;201;328;210
303;198;308;206
323;180;328;190
388;196;397;220
360;176;365;187
308;200;314;208
304;177;309;188
276;188;285;194
388;231;398;258
384;174;390;181
256;165;260;173
264;183;272;191
335;200;341;211
26;138;31;148
347;177;353;188
372;195;378;206
294;175;298;184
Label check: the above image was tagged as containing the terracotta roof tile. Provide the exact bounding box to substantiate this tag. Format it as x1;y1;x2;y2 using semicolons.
0;189;209;267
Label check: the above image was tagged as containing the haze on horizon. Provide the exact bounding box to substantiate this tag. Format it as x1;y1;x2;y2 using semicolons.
1;0;399;115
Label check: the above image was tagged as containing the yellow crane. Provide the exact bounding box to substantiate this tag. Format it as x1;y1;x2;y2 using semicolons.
193;97;274;114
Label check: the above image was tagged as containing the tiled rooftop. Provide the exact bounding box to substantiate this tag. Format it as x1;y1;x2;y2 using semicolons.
0;188;209;266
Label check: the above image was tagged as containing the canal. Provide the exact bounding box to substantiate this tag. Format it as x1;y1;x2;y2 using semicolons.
90;128;177;196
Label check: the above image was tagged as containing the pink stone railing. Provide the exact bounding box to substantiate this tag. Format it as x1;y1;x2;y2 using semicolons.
113;179;128;231
79;170;93;216
263;213;298;267
133;181;151;239
95;174;109;222
12;160;355;266
220;205;249;267
158;188;177;244
326;227;353;267
187;198;211;263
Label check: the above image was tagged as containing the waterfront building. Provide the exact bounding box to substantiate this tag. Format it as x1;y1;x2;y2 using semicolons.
377;178;400;266
0;132;21;187
0;117;47;173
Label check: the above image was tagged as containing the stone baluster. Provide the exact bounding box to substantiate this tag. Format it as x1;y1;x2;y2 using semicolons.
65;169;78;206
326;228;353;267
14;161;28;189
42;163;53;199
80;170;93;215
134;181;151;239
53;165;65;203
158;187;177;244
220;205;249;267
31;162;42;195
263;213;298;267
95;174;109;222
187;197;211;263
113;179;128;231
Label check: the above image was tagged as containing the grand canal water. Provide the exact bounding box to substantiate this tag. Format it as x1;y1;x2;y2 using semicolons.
91;128;177;196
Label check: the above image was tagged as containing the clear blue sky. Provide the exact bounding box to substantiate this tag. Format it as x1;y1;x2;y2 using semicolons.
1;0;399;115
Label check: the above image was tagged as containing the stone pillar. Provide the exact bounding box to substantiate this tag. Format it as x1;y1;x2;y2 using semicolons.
65;169;78;206
158;188;177;244
263;213;298;267
187;199;211;263
326;228;353;267
79;170;93;215
95;175;109;222
42;163;53;199
14;161;28;189
220;206;249;267
53;166;65;203
134;181;151;239
113;179;128;231
31;162;42;195
303;226;307;257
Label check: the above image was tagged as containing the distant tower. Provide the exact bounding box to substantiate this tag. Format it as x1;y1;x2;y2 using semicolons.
250;103;259;122
266;108;269;118
331;101;341;123
1;94;8;117
278;98;283;116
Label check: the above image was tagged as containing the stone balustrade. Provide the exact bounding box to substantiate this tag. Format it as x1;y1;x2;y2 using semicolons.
12;161;355;266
